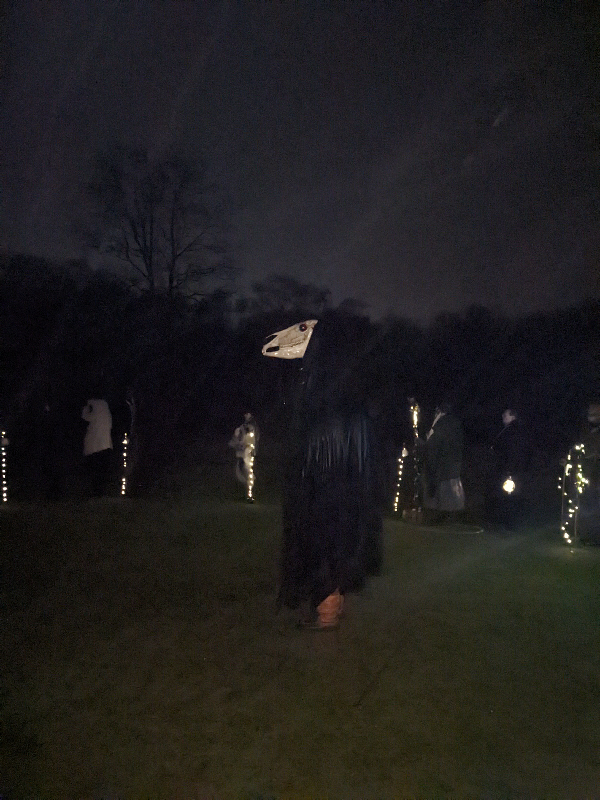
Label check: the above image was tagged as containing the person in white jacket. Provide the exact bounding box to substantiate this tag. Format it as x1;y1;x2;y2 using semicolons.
82;397;113;496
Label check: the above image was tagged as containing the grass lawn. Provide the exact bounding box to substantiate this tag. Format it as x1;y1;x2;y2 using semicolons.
1;491;600;798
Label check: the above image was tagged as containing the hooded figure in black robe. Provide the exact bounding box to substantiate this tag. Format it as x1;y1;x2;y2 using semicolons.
486;407;532;530
263;317;383;628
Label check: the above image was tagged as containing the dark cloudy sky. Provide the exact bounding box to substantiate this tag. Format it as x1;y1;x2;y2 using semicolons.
1;0;599;320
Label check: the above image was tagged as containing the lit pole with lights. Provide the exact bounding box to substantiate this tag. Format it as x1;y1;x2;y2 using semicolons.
393;446;408;513
1;431;8;503
409;398;422;519
559;443;587;545
121;433;128;496
245;429;255;502
394;398;422;519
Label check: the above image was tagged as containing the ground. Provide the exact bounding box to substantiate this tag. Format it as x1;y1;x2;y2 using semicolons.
1;492;599;798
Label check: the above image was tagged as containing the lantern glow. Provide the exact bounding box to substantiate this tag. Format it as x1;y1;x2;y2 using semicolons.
502;476;516;494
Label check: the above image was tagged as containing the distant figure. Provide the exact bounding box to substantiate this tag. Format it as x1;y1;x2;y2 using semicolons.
40;399;64;501
487;407;532;530
576;402;600;543
82;397;113;496
419;402;465;524
229;412;259;500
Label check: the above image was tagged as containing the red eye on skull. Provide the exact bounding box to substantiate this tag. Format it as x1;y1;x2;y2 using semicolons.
299;323;307;331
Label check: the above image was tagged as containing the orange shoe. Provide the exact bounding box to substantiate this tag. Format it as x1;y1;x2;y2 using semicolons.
312;589;342;629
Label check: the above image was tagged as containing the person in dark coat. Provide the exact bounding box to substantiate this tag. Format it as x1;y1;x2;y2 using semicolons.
419;402;465;524
39;399;65;501
262;317;383;629
487;407;532;530
576;402;600;543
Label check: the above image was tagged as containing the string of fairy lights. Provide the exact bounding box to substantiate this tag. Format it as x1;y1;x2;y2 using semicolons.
393;400;420;515
1;431;8;503
121;433;128;496
393;446;408;513
411;401;420;438
0;424;252;502
246;430;255;502
559;443;588;545
389;402;593;547
1;407;592;539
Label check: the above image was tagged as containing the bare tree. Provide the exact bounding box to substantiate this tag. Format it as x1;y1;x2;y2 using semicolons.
88;146;231;299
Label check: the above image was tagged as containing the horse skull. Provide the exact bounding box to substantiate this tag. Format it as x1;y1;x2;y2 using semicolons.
262;320;318;359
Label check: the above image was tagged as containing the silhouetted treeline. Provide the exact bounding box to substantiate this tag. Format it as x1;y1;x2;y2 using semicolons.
1;253;599;498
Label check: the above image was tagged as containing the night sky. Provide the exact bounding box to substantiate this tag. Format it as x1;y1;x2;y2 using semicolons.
2;0;599;320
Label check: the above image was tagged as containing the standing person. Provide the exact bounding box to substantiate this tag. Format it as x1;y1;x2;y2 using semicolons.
576;402;600;543
39;399;64;501
81;396;113;497
419;402;465;524
229;412;259;501
487;407;532;530
262;318;383;630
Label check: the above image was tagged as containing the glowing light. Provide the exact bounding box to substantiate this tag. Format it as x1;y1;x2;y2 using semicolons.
502;476;516;494
1;430;7;503
410;402;421;515
411;402;420;435
121;433;128;496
